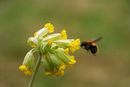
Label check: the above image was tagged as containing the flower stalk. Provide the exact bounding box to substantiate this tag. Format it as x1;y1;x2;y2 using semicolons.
28;53;42;87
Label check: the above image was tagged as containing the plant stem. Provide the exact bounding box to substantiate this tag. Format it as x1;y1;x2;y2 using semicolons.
28;54;42;87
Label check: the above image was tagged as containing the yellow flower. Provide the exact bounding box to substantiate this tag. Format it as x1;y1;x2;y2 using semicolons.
69;39;81;52
61;29;67;40
69;56;76;65
64;48;69;55
24;70;32;76
44;23;54;33
19;65;28;72
44;64;65;76
53;70;64;76
59;64;66;70
19;65;32;76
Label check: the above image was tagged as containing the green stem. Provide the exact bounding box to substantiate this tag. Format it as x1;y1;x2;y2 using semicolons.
28;54;42;87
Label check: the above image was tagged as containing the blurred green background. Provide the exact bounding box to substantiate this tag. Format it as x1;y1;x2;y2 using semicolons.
0;0;130;87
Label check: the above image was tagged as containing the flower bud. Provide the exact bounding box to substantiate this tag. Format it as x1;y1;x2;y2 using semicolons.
27;37;38;48
41;55;53;73
55;48;71;64
54;39;74;48
34;28;48;40
42;33;61;42
23;49;35;70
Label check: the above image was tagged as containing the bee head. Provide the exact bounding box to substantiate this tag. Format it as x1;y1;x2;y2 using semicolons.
80;41;86;47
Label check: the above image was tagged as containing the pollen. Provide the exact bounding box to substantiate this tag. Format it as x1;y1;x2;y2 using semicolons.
44;23;54;33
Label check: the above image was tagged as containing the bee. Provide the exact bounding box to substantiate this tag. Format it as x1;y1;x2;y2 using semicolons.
80;37;102;55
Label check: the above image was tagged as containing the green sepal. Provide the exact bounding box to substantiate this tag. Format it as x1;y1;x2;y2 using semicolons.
48;52;63;71
54;39;74;48
42;33;61;42
23;49;36;70
41;55;52;72
35;28;48;40
55;48;70;64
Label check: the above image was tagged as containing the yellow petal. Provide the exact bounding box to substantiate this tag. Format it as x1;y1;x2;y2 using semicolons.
69;56;76;65
59;64;66;70
54;70;64;76
19;65;28;72
69;39;81;52
61;29;67;40
24;70;32;76
64;48;69;55
44;23;54;33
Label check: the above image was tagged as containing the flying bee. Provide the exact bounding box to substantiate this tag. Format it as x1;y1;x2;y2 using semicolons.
80;37;102;55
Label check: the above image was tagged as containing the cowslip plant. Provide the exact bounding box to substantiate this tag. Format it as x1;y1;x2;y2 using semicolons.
19;23;81;87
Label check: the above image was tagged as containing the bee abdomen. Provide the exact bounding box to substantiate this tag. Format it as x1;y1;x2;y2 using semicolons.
90;45;97;54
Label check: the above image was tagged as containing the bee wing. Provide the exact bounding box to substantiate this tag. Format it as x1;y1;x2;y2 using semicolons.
85;37;102;43
92;37;103;43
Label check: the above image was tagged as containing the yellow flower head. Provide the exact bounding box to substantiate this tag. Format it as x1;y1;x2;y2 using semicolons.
61;29;67;40
20;23;81;77
44;23;54;33
69;39;81;52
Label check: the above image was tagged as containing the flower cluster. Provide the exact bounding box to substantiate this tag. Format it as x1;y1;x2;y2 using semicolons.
19;23;81;76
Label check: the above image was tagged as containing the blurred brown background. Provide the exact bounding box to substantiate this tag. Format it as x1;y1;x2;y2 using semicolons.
0;0;130;87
